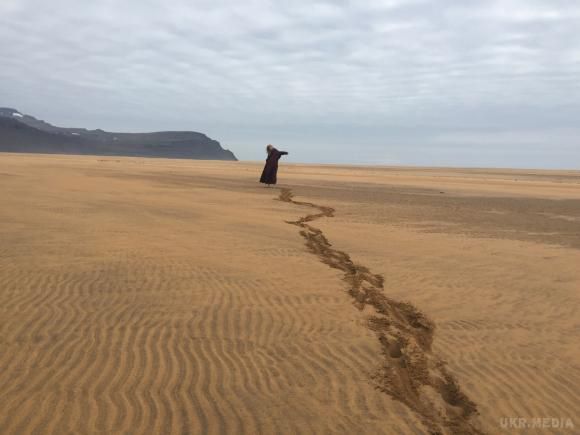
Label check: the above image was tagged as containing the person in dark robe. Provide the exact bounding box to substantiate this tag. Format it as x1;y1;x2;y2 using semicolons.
259;144;288;186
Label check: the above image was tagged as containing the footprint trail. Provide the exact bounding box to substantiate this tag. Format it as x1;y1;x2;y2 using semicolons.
277;187;484;435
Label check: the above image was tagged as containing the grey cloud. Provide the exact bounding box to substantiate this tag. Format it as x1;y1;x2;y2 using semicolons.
1;0;579;168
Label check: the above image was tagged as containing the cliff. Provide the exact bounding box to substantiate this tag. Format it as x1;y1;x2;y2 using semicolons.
0;108;237;161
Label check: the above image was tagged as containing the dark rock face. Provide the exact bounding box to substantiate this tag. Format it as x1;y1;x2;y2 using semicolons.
0;108;237;161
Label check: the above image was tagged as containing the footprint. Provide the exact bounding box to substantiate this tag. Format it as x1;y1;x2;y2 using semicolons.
276;187;483;435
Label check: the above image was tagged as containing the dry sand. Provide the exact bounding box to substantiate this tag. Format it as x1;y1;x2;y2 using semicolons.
0;153;578;434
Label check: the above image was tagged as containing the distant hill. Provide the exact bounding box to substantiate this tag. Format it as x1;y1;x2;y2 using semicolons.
0;108;237;161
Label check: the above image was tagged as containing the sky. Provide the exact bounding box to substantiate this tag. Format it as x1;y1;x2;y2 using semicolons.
1;0;579;168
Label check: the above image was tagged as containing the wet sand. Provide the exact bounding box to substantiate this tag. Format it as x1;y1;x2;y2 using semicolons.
1;153;579;434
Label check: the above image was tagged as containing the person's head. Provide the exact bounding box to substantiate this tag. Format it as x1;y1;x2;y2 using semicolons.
266;144;273;154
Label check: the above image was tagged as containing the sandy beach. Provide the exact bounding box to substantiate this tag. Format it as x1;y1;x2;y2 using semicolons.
0;153;578;434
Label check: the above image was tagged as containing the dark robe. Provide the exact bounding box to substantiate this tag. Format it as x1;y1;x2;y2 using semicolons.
259;148;288;185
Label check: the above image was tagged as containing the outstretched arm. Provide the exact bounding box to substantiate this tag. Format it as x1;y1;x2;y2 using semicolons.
280;151;288;156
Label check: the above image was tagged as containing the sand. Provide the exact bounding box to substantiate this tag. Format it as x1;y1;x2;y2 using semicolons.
0;153;578;434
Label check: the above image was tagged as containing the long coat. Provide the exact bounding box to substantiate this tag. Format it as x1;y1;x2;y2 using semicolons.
259;148;288;185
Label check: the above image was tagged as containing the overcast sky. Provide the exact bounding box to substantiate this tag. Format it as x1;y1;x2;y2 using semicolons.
1;0;579;168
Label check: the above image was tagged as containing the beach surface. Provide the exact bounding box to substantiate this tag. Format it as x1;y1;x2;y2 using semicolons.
1;153;579;434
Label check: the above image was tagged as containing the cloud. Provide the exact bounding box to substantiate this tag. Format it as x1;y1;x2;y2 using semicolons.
1;0;579;167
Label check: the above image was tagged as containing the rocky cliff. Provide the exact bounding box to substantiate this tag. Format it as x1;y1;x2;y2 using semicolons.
0;108;237;161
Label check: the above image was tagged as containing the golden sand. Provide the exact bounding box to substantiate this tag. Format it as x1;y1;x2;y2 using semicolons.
1;153;578;434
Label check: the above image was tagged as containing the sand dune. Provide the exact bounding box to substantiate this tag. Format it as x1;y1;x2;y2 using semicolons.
0;154;578;434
